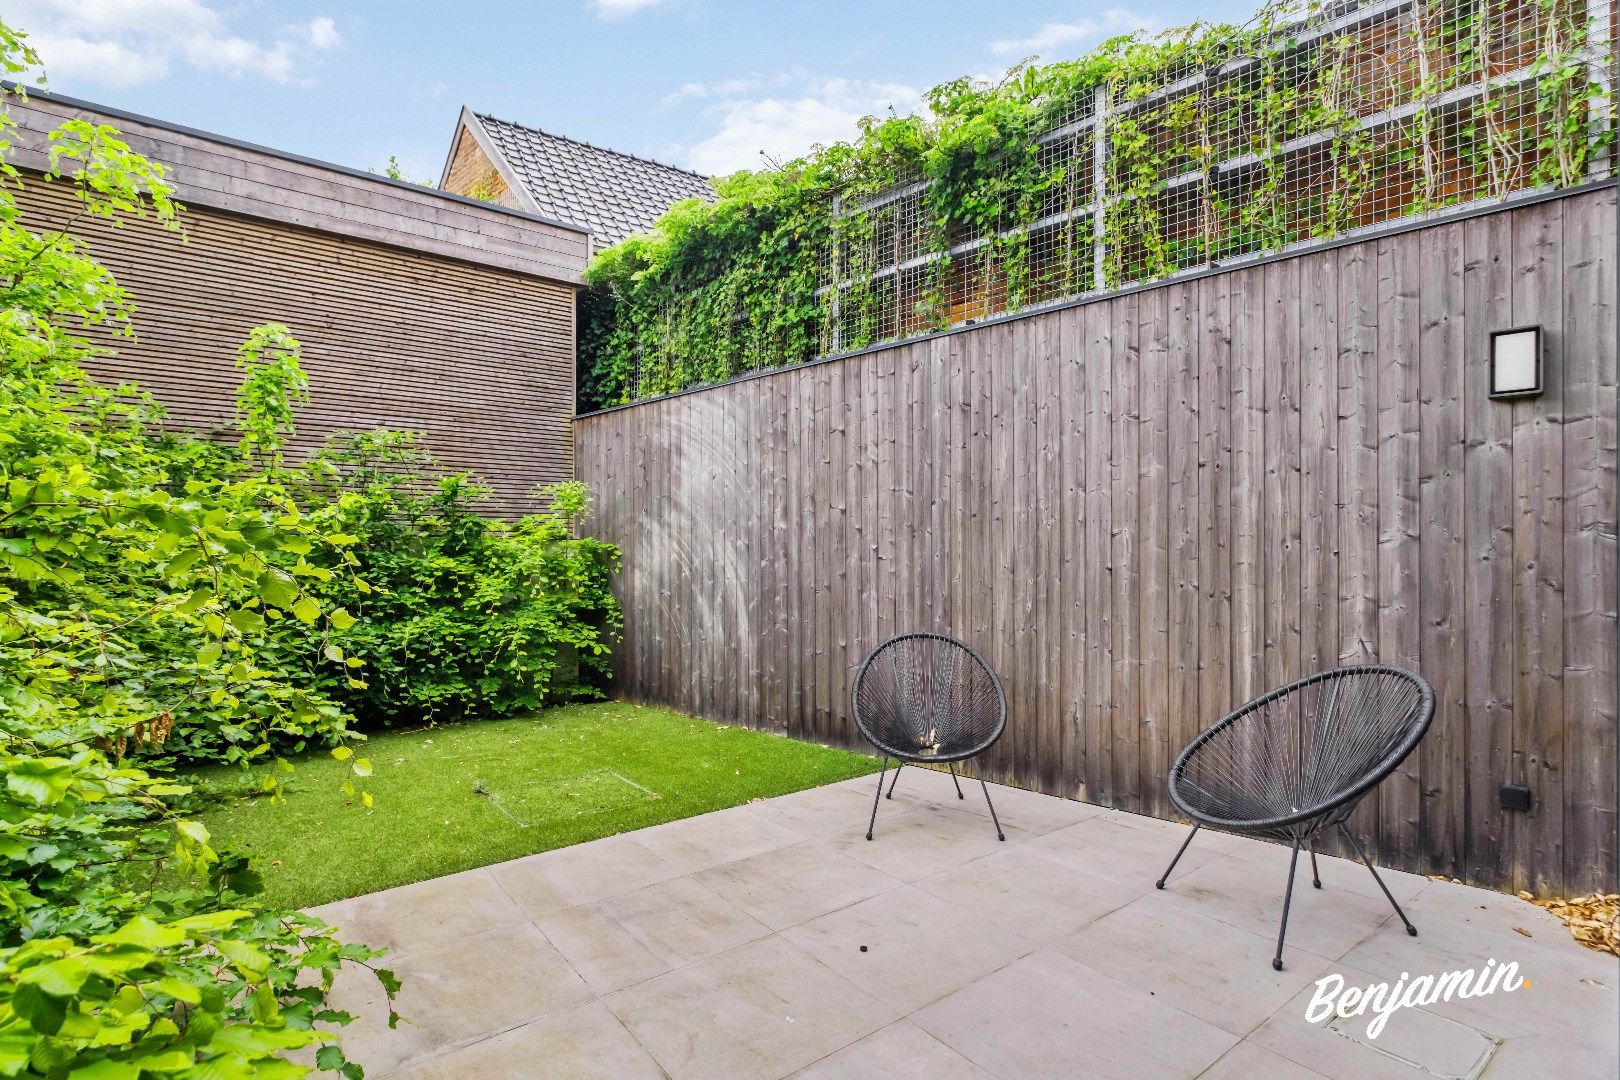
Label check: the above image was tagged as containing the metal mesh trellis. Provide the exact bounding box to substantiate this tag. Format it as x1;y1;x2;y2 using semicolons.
814;0;1617;358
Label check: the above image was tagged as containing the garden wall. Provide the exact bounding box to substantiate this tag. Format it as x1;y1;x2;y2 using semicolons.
576;184;1618;896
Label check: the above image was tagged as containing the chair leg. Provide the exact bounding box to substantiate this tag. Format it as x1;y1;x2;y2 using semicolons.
885;762;904;799
867;758;888;841
946;762;965;799
1338;823;1418;937
1155;825;1201;890
1273;838;1303;971
1309;840;1322;889
977;775;1005;841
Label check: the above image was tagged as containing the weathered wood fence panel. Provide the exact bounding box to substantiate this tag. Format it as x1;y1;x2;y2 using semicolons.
576;188;1618;894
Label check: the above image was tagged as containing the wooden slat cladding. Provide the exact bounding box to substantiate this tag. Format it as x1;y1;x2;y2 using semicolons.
9;92;588;283
16;177;576;517
577;188;1618;895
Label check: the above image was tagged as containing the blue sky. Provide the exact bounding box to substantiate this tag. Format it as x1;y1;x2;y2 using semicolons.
10;1;1258;182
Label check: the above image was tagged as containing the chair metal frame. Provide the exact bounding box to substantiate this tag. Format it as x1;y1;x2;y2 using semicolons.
1155;665;1436;970
851;632;1008;842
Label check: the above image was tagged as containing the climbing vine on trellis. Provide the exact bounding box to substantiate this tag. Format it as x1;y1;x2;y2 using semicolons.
581;0;1614;409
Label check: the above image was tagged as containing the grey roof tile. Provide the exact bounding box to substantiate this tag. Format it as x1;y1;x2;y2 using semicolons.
474;112;713;246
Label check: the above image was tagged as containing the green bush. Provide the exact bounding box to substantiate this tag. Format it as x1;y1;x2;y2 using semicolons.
0;28;397;1077
292;434;621;727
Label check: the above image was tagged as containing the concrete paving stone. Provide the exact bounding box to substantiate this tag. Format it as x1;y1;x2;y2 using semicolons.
912;843;1141;942
1228;836;1430;904
832;802;1026;881
1339;885;1618;1058
387;1001;664;1079
537;874;770;994
1027;813;1235;888
307;868;527;960
1478;1032;1620;1079
782;885;1039;1014
694;839;904;931
1196;1039;1331;1079
745;782;888;839
947;780;1111;836
604;934;897;1080
789;1019;995;1079
326;921;592;1076
1249;962;1501;1080
1095;810;1251;851
912;948;1239;1079
487;832;683;919
1154;852;1405;962
633;803;805;874
1052;890;1335;1035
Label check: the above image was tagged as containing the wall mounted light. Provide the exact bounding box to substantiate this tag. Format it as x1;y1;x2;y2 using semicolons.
1489;326;1543;400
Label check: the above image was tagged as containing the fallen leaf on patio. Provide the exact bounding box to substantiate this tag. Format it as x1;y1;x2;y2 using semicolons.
1513;927;1532;937
1519;893;1620;956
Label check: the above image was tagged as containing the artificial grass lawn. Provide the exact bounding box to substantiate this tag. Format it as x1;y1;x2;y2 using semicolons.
190;702;881;910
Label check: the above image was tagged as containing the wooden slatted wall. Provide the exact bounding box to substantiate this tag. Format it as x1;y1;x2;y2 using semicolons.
14;177;578;516
576;187;1617;894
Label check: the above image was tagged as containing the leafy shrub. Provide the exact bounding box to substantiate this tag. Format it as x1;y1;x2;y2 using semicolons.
292;434;622;727
0;29;393;1078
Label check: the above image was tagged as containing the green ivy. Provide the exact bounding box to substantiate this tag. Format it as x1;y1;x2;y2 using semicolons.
582;0;1612;407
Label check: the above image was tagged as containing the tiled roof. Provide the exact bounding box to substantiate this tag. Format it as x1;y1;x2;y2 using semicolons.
473;112;713;246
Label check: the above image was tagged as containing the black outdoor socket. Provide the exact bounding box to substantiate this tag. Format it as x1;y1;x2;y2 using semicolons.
1499;783;1533;813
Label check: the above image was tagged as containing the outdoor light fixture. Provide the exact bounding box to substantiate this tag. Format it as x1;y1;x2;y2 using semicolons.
1489;326;1543;399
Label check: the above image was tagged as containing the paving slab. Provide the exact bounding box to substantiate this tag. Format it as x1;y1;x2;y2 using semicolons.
308;867;526;959
782;885;1038;1013
387;1001;664;1079
1052;889;1336;1035
537;874;770;994
328;921;592;1075
604;935;897;1080
300;774;1611;1079
694;839;904;931
912;843;1140;942
789;1019;993;1078
488;833;682;919
911;948;1239;1078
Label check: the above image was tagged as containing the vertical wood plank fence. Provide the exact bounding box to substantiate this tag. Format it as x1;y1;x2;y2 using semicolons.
576;187;1617;894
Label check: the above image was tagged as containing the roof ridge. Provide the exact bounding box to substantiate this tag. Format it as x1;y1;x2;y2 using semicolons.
472;110;710;182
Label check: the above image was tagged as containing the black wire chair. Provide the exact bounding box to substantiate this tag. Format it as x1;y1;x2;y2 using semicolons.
1156;665;1436;970
852;633;1007;842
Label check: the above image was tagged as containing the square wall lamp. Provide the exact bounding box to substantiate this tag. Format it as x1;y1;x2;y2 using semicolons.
1489;326;1543;400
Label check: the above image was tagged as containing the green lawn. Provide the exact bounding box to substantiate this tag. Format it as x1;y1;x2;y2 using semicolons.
190;702;880;910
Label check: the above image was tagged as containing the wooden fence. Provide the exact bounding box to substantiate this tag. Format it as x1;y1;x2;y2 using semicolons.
576;186;1617;895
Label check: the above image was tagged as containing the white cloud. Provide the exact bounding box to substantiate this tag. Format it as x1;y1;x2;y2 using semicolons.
10;1;344;87
590;0;667;19
989;8;1150;58
679;77;923;175
304;16;342;51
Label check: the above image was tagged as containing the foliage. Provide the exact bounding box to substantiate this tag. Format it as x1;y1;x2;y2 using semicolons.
582;0;1613;407
0;23;398;1078
291;434;622;728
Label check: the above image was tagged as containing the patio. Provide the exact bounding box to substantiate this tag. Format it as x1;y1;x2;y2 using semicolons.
312;768;1617;1078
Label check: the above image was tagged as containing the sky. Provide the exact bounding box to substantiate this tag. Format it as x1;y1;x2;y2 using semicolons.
7;0;1259;183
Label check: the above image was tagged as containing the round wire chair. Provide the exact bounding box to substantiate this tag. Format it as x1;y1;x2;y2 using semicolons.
1155;665;1436;970
852;633;1007;841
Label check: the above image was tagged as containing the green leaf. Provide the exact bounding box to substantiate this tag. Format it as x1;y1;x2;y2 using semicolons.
293;596;321;624
329;607;356;631
99;916;183;949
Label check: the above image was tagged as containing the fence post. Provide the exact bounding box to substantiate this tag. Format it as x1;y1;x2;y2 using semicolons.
1091;84;1109;291
1589;0;1615;180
